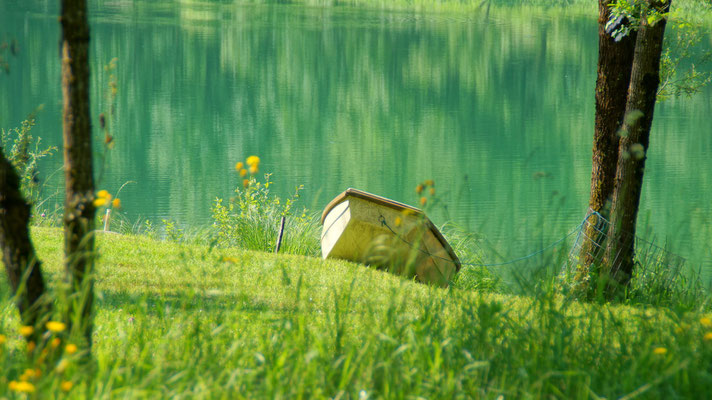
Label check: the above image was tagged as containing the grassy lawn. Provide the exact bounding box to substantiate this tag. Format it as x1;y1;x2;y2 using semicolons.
2;227;712;398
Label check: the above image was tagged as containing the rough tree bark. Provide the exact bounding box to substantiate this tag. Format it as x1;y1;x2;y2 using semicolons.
0;148;48;345
589;1;639;218
573;0;638;293
60;0;96;346
602;0;671;296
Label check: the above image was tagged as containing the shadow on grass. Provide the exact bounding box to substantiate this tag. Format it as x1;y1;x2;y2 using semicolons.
96;290;298;316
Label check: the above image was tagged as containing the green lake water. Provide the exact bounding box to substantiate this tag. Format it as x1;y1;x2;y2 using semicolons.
1;1;711;272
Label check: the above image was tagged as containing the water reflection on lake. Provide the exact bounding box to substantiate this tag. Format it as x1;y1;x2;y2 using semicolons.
1;1;711;271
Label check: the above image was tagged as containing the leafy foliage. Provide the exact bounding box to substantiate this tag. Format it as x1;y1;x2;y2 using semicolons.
658;19;712;99
0;113;57;208
605;0;712;99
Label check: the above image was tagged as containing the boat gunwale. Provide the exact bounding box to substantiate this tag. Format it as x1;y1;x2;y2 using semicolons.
320;188;422;224
320;188;461;272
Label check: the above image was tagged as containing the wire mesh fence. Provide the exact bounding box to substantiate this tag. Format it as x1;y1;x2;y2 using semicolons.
562;210;687;295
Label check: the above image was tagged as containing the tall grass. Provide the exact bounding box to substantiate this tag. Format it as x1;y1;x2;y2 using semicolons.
2;227;712;398
211;173;321;257
443;222;503;293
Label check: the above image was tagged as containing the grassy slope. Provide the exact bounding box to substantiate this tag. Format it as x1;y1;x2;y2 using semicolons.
2;227;712;398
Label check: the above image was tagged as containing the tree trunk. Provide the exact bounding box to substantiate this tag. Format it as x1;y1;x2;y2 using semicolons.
0;148;48;345
60;0;96;346
602;0;671;296
573;0;637;293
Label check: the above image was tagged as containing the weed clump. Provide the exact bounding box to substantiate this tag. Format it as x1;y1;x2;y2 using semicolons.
1;111;56;212
211;157;319;256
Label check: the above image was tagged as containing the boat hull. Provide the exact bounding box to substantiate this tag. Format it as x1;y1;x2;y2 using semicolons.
320;189;461;287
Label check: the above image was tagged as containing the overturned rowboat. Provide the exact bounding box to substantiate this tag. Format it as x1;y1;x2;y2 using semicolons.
320;188;461;286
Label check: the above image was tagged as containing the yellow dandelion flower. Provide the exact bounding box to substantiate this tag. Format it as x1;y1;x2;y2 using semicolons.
27;341;36;352
97;190;110;199
11;380;35;393
704;332;712;341
61;381;73;392
19;325;34;337
429;187;435;196
46;321;66;333
394;217;402;227
52;337;61;348
93;197;108;207
700;317;712;328
416;184;424;194
249;165;258;174
0;334;6;345
243;179;250;188
235;161;244;171
420;197;427;206
9;381;18;391
246;155;260;166
653;347;667;355
112;198;121;209
239;168;248;177
65;343;78;355
424;179;434;187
